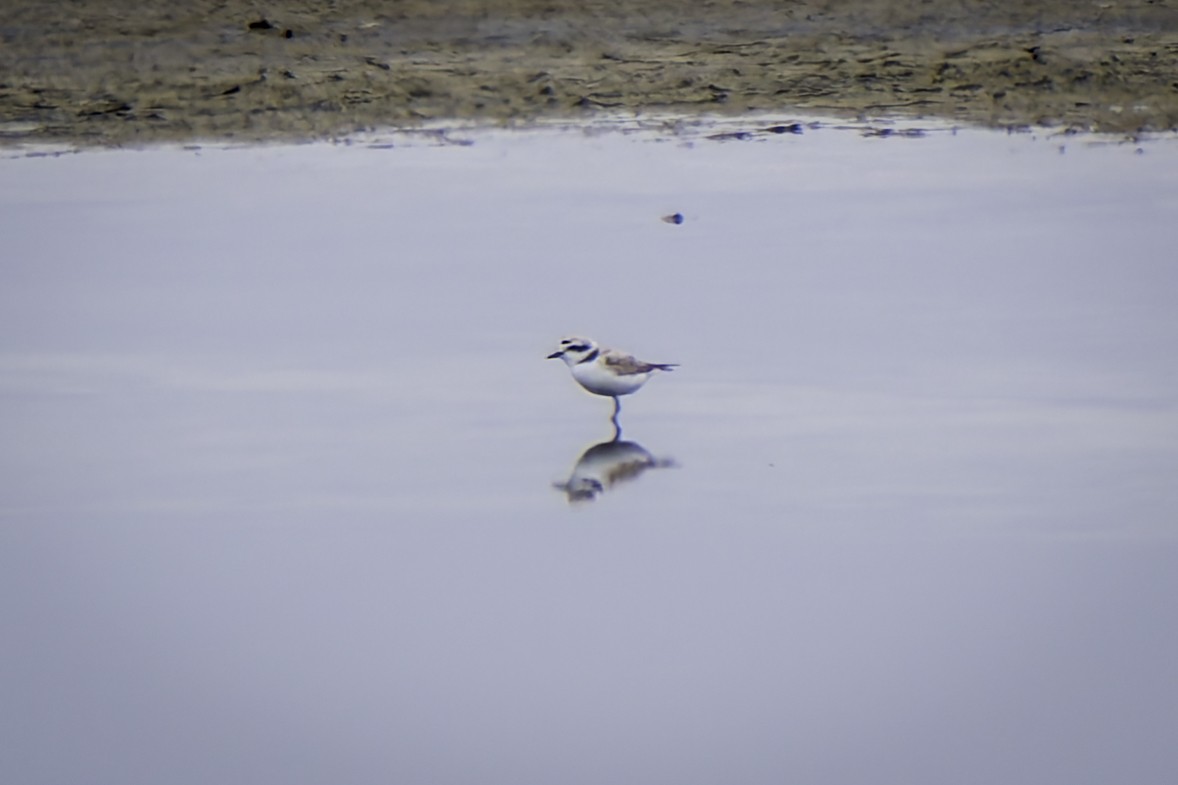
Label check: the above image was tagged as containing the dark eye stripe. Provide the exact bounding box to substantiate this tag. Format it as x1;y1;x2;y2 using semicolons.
567;344;590;352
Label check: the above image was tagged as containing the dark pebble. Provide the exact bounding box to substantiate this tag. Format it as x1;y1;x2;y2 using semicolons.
764;123;804;134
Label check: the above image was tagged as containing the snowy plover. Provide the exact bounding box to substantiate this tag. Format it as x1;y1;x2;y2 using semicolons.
547;336;677;418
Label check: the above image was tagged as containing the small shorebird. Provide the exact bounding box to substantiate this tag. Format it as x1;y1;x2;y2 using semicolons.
547;336;677;421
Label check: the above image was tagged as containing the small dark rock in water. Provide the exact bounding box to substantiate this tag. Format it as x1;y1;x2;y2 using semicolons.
706;130;752;141
662;213;685;225
247;19;275;31
763;123;804;134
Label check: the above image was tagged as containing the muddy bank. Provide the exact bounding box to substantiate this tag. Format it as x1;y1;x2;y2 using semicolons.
2;0;1177;146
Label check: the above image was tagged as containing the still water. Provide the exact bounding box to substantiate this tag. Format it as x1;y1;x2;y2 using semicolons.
2;120;1177;785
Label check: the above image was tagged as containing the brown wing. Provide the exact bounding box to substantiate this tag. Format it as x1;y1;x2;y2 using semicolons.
603;352;677;375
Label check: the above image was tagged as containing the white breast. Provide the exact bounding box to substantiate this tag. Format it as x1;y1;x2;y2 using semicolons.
570;361;649;396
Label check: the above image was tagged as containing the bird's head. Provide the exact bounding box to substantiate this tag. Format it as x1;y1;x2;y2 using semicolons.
547;336;599;366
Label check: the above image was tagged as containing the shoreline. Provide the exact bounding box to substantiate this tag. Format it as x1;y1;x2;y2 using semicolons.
3;0;1177;147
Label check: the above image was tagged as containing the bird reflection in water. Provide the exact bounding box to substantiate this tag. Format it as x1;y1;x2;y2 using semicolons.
553;425;676;503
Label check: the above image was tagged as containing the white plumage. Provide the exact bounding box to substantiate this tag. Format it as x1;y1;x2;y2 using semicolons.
547;336;677;406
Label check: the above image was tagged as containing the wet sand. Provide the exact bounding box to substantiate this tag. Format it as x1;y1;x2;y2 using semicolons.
2;0;1177;146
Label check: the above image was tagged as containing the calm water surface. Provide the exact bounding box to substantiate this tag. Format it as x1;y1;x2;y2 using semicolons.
2;121;1177;785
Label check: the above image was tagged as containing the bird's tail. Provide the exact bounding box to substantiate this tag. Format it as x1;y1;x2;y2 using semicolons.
652;363;679;372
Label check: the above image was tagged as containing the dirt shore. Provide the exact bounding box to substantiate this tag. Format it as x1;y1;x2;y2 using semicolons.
3;0;1177;146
